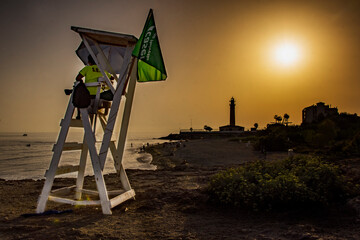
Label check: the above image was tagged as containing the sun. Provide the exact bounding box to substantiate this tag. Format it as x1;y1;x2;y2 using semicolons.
272;41;301;67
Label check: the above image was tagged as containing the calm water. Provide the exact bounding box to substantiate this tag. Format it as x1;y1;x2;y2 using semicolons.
0;132;168;180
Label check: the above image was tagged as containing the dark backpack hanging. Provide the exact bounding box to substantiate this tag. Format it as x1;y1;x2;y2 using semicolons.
72;81;91;108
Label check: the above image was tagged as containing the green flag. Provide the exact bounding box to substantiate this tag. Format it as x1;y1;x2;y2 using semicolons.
132;9;167;82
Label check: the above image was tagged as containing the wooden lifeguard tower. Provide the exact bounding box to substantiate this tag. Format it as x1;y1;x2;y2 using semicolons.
37;26;139;215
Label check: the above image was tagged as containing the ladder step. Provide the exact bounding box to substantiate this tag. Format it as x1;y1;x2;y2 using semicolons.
53;142;83;151
60;119;83;128
110;189;136;208
48;195;101;206
63;142;84;151
55;165;80;175
51;185;76;194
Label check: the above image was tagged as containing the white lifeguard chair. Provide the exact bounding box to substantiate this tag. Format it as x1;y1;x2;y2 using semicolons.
37;26;139;215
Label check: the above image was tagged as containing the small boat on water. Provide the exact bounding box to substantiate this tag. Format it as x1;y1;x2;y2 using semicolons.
23;133;28;136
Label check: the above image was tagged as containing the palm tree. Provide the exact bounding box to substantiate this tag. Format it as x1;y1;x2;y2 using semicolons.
254;123;259;130
283;113;290;126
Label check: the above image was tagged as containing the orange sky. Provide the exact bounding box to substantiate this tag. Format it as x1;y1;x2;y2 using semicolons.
0;0;359;137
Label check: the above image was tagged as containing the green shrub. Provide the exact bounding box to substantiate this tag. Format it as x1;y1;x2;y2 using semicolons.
208;156;356;210
252;125;298;151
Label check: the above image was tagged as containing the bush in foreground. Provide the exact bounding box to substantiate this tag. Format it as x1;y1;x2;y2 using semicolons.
208;156;357;211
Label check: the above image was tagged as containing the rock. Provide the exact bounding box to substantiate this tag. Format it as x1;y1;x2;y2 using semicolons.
179;205;197;214
300;233;318;240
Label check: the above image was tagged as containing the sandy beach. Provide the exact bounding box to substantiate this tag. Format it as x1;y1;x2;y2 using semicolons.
1;138;360;239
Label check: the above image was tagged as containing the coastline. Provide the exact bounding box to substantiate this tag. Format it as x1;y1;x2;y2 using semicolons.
1;138;360;239
146;137;292;170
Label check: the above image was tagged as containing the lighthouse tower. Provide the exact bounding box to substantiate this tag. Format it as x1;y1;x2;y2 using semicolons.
219;97;244;132
229;97;235;126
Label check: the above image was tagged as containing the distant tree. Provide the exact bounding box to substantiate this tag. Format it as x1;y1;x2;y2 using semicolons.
254;123;259;130
283;113;290;126
274;115;282;124
204;125;213;132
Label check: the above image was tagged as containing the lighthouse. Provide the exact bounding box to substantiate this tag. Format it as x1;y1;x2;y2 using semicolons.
229;97;235;126
219;97;244;132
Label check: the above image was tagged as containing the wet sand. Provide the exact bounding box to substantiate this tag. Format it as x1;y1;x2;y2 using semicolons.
1;138;360;239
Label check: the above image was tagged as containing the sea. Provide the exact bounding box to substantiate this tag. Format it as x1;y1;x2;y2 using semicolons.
0;132;170;180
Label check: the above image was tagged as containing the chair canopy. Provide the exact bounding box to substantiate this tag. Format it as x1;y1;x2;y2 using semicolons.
71;26;138;74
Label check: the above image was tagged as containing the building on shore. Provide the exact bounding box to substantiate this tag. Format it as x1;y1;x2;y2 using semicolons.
219;97;244;132
302;102;338;124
